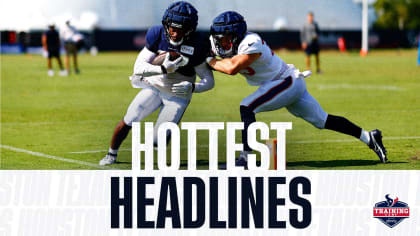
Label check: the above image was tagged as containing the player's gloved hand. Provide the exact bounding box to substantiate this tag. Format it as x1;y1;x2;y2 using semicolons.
172;81;194;95
129;74;165;88
129;74;147;88
209;35;219;57
129;74;143;82
301;70;312;78
293;69;312;79
161;53;189;74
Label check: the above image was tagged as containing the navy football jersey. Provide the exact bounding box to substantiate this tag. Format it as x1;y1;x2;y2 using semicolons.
145;25;210;77
45;29;60;50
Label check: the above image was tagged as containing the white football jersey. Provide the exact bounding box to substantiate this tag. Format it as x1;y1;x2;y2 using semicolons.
60;24;78;43
237;32;288;86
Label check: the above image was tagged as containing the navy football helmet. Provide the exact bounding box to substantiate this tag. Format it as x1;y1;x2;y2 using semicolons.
162;1;198;46
210;11;247;57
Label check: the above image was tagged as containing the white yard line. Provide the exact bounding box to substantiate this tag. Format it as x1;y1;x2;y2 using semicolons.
1;119;116;126
68;148;132;154
289;136;420;144
67;136;420;154
0;144;117;170
68;145;210;154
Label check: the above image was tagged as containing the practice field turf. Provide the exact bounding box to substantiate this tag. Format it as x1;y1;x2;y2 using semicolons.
1;50;420;170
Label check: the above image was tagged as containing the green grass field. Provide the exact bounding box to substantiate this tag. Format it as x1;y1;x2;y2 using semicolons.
1;49;420;170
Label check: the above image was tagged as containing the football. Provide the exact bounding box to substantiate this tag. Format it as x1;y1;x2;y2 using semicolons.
169;51;181;60
151;51;180;65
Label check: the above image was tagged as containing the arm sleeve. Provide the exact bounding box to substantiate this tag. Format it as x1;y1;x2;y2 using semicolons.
193;62;215;93
133;47;164;76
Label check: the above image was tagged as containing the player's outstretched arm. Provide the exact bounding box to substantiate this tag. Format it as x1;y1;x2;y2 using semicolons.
193;62;215;93
207;53;260;75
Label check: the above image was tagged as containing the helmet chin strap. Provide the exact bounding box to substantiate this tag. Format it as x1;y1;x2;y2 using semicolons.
219;47;233;58
218;40;234;57
169;38;184;46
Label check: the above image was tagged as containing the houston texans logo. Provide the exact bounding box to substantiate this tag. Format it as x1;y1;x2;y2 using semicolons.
385;194;398;207
373;194;409;228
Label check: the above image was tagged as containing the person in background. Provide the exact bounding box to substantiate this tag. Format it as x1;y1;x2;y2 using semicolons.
61;21;83;74
42;24;67;76
300;12;321;73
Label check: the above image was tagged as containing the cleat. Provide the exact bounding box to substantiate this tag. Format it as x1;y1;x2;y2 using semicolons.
59;70;68;76
368;129;388;163
99;153;117;165
48;70;54;76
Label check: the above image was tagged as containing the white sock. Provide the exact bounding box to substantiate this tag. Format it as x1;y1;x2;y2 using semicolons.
240;151;252;161
360;130;370;145
108;147;119;155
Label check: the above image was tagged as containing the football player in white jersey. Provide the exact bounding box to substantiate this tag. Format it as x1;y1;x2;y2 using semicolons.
99;2;214;166
206;11;387;167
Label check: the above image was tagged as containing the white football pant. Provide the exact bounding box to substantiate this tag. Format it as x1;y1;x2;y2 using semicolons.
124;86;190;144
240;75;328;129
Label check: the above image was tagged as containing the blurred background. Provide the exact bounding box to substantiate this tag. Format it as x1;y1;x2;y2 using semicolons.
1;0;419;53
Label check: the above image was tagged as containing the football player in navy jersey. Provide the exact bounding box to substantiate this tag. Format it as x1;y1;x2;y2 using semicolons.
100;1;214;166
206;11;387;168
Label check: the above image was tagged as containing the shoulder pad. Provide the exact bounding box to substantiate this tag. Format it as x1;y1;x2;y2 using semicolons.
238;33;262;55
145;25;164;53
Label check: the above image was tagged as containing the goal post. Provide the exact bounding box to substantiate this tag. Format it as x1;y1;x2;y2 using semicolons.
360;0;368;56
